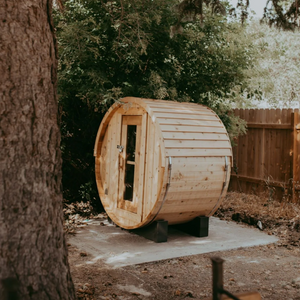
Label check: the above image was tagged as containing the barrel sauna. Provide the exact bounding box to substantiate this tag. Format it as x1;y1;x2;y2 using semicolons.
94;97;232;229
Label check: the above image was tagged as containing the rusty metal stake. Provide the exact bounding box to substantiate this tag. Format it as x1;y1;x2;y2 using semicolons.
211;257;224;300
211;257;241;300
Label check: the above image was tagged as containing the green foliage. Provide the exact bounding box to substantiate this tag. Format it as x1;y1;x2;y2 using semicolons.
262;0;300;30
204;92;247;144
54;0;254;204
233;21;300;108
231;0;300;30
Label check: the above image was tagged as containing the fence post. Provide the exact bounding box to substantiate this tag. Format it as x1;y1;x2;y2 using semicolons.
293;109;300;203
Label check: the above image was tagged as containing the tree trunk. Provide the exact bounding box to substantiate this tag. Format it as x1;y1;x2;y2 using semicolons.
0;1;76;299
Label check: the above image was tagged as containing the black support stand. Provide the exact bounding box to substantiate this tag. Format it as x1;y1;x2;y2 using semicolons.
132;220;168;243
173;216;209;237
131;217;209;242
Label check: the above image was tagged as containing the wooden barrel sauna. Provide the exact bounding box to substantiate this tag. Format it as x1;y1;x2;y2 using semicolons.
94;97;232;229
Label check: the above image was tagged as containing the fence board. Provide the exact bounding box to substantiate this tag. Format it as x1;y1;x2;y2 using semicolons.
293;110;300;201
229;109;300;202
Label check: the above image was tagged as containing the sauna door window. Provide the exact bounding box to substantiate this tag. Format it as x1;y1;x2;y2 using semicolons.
118;115;143;214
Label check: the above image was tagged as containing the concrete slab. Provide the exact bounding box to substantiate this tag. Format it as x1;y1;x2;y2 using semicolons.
68;217;278;268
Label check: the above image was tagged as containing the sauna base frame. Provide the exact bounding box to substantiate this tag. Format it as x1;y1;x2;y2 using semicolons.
173;216;209;238
132;220;168;243
132;216;209;243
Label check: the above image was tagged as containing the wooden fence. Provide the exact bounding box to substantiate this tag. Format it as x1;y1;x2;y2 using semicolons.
229;109;300;202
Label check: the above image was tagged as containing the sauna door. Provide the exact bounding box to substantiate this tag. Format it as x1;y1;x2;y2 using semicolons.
117;114;146;217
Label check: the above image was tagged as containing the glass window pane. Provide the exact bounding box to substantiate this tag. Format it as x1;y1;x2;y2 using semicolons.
124;124;137;201
124;164;135;201
126;125;136;162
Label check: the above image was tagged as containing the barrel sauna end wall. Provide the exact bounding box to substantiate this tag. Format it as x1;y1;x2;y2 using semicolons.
94;97;232;230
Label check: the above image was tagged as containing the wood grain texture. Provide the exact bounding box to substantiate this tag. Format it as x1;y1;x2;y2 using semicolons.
0;1;76;298
94;97;232;229
230;108;299;201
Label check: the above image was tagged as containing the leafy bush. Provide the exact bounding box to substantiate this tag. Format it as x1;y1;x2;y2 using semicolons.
54;0;253;207
233;21;300;108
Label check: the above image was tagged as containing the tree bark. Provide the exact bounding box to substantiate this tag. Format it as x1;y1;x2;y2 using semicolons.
0;1;76;299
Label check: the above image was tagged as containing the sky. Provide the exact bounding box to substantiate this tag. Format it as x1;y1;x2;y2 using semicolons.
229;0;267;18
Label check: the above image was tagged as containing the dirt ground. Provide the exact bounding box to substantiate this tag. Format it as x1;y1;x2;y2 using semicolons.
66;192;300;300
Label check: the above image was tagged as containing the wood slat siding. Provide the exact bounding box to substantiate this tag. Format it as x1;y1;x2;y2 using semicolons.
154;112;217;120
158;155;230;224
160;124;226;133
163;132;229;140
95;98;232;229
230;108;300;202
150;101;231;159
165;148;232;157
157;118;222;127
164;139;231;148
